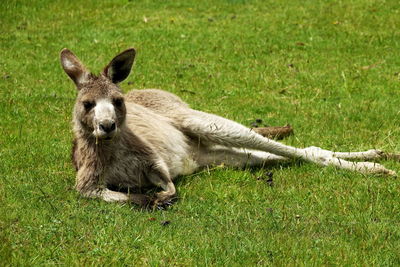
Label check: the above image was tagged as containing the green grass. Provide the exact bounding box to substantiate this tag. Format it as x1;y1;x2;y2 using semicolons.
1;0;400;265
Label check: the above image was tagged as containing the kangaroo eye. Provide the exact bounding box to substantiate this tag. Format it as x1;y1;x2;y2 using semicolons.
83;101;95;111
113;98;124;108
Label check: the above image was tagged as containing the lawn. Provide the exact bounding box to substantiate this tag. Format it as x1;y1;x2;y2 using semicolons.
1;0;400;265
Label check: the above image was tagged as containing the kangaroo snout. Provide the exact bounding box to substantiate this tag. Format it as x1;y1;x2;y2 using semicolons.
99;121;116;133
95;119;117;139
92;99;118;139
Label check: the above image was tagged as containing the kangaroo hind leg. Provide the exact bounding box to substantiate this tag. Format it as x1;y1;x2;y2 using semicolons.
196;146;288;168
181;109;396;176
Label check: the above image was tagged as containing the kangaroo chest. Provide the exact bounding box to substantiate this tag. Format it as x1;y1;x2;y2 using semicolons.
102;149;154;189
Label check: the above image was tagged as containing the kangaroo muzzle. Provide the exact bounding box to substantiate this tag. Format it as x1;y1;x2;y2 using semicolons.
93;99;117;140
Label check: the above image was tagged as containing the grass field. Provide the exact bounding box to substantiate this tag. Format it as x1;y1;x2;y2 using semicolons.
1;0;400;265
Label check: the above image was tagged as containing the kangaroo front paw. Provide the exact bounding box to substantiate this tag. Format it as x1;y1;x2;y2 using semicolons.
129;194;155;209
152;197;176;210
148;191;176;210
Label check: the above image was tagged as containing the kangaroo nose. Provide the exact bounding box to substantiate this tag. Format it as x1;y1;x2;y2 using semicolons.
99;122;116;133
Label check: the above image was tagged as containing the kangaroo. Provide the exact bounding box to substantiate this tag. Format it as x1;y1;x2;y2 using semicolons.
60;48;397;208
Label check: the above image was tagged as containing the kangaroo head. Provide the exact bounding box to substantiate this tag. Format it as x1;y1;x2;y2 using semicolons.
60;48;135;141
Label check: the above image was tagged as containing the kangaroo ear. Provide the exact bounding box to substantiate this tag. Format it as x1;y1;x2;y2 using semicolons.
103;48;136;84
60;49;90;87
